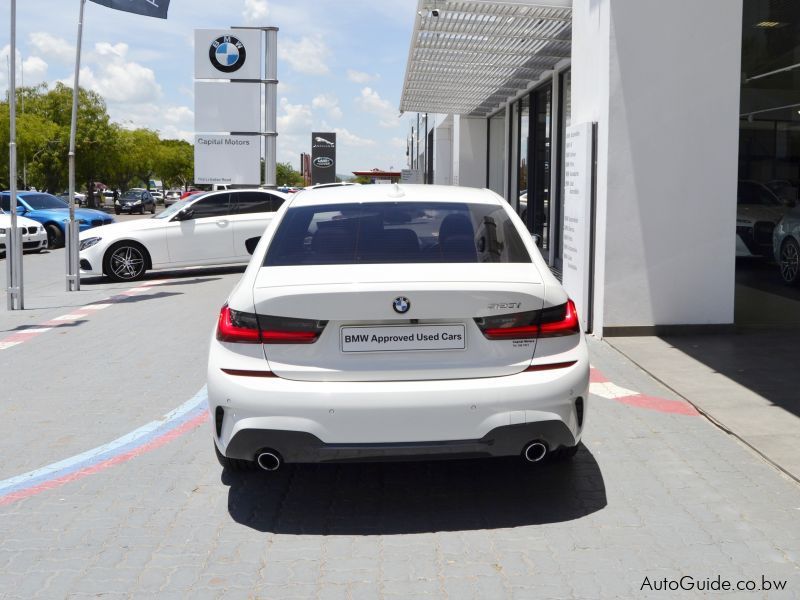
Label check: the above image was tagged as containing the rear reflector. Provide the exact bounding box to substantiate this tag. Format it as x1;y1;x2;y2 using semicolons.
476;300;580;340
221;368;277;378
216;305;327;344
524;361;578;372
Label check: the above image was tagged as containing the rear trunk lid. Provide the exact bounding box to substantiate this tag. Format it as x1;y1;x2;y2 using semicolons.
252;263;545;381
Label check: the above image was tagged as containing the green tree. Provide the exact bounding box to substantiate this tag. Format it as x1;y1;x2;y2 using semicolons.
157;139;194;190
276;161;304;186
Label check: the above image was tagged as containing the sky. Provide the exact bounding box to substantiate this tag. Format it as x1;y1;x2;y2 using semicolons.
0;0;420;175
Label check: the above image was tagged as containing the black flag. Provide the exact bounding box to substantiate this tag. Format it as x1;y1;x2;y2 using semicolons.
89;0;170;19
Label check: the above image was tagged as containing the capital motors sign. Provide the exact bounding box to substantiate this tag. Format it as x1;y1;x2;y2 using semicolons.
311;132;336;184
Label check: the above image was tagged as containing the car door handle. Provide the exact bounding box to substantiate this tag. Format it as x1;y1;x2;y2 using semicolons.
216;220;229;226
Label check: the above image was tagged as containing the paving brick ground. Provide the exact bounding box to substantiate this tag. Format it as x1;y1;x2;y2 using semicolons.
1;250;798;599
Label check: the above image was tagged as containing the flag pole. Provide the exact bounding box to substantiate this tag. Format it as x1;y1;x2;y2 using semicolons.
66;0;87;292
6;0;23;310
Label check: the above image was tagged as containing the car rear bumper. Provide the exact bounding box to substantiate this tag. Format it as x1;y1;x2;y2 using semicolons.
223;420;578;463
208;342;589;463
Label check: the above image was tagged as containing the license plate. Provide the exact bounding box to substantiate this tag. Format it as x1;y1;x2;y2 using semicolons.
341;324;466;353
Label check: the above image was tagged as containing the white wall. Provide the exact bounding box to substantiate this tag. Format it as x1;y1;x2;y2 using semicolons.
434;117;453;186
454;116;488;189
572;0;742;332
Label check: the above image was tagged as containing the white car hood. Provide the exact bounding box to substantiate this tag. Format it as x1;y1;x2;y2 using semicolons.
79;217;166;240
0;214;42;229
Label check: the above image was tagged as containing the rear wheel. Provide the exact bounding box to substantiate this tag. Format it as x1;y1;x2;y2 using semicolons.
214;443;256;472
45;223;64;249
150;204;156;214
103;242;148;282
114;208;121;215
779;238;800;285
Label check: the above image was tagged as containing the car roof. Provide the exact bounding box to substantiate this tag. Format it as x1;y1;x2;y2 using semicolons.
289;184;500;208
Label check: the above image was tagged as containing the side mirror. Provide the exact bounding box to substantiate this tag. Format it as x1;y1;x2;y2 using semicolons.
175;208;194;221
245;236;261;255
531;233;542;247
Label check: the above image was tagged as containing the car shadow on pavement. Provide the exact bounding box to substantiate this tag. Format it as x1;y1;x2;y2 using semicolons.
223;445;606;535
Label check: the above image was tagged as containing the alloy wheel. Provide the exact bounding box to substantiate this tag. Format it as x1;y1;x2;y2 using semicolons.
780;239;800;285
109;245;145;280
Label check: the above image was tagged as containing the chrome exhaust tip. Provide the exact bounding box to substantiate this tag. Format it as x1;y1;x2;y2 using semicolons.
256;451;281;471
523;441;548;463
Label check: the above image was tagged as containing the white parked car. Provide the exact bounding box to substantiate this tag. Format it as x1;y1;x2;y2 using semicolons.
79;189;288;281
207;184;589;472
0;211;48;254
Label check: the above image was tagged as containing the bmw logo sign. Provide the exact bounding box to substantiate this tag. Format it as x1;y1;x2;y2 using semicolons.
393;297;411;314
209;36;247;73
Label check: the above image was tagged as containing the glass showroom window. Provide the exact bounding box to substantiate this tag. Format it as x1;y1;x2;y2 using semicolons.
555;69;572;270
530;84;552;247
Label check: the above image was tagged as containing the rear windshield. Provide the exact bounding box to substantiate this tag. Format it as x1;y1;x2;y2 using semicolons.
264;201;531;266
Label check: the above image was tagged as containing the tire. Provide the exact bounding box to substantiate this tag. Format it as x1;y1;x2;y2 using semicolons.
45;223;64;249
779;238;800;286
103;242;148;282
150;204;156;214
114;209;121;215
214;442;256;472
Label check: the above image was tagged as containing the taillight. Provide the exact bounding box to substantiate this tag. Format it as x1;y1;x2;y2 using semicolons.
259;315;327;344
217;305;261;343
216;305;327;344
475;300;580;340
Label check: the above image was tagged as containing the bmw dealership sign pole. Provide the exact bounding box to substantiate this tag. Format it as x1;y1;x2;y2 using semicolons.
195;27;278;187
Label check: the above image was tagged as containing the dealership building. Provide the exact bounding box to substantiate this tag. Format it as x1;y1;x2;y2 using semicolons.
401;0;799;336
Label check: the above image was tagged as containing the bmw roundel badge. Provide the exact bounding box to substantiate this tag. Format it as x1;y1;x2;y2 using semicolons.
393;297;411;314
209;36;247;73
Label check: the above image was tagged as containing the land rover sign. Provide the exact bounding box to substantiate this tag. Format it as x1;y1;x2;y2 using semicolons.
311;132;336;185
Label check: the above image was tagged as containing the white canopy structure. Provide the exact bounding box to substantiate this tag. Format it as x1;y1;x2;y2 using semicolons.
400;0;572;116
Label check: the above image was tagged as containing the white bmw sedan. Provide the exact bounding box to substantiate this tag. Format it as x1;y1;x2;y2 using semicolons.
208;184;589;472
0;212;48;254
79;189;287;281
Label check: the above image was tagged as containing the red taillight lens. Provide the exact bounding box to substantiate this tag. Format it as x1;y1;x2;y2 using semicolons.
216;305;327;344
217;305;261;343
475;300;580;340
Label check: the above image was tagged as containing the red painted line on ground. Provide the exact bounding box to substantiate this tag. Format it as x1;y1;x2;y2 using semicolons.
590;368;609;383
0;411;209;507
615;393;699;416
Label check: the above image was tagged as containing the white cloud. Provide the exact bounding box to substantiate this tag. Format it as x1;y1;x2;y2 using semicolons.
311;93;342;120
28;32;73;63
62;42;161;105
277;97;313;134
278;36;330;75
22;56;48;85
355;87;399;128
347;69;378;84
109;103;194;141
0;46;48;95
243;0;269;23
331;127;375;148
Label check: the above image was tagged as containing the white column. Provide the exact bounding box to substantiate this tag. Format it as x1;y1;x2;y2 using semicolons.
571;0;743;333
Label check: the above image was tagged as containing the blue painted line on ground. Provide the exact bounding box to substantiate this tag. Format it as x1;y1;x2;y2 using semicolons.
0;386;208;499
